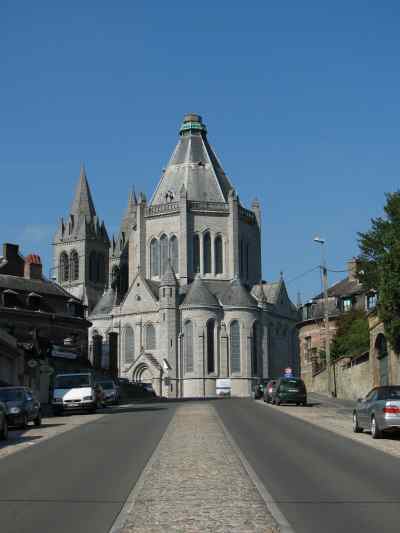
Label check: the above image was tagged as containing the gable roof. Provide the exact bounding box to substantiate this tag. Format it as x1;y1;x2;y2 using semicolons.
89;288;117;318
150;114;234;206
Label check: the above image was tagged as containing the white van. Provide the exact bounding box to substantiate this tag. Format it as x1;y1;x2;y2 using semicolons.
52;372;100;414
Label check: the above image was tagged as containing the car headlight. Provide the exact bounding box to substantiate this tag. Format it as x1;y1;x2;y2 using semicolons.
83;396;93;401
9;406;21;414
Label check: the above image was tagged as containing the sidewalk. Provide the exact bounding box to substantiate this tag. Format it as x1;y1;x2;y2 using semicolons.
115;403;280;533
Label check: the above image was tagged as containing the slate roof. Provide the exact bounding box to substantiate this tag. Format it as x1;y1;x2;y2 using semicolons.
90;288;118;318
220;278;258;308
0;274;78;299
161;263;178;286
182;275;220;308
150;114;234;205
314;276;363;300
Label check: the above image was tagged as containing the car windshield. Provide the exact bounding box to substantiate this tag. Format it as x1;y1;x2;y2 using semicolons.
382;387;400;400
0;389;25;402
279;379;304;392
98;382;114;390
54;375;91;389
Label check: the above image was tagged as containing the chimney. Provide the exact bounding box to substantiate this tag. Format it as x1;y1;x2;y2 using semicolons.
347;257;358;281
24;254;43;280
1;243;25;276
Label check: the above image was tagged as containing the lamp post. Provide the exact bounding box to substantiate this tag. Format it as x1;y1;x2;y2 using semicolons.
313;236;334;396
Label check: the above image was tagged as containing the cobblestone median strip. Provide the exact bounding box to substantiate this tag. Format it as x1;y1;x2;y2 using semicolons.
258;401;400;459
112;403;281;533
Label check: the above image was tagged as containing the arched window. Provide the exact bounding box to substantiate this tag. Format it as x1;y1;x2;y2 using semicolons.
215;235;223;274
124;325;135;364
230;320;241;373
70;250;79;281
169;235;179;273
193;234;200;273
60;252;69;282
97;253;105;283
160;234;168;277
146;323;156;350
204;232;211;274
207;319;215;374
89;251;97;282
150;238;160;277
111;265;120;290
251;321;261;376
184;321;193;373
120;264;129;295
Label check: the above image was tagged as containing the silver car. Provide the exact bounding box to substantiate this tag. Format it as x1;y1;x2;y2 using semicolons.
353;386;400;439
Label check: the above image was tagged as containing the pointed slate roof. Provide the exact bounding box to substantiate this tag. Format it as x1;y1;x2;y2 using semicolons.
150;114;234;205
89;287;117;318
70;165;96;218
161;262;178;286
221;277;258;308
182;275;220;308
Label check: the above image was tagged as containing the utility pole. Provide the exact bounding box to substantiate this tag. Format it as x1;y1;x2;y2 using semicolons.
314;237;333;396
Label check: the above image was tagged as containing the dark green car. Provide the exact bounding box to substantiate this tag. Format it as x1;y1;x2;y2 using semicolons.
272;378;307;406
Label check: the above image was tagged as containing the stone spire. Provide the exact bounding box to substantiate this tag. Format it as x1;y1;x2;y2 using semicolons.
160;261;178;286
70;164;96;218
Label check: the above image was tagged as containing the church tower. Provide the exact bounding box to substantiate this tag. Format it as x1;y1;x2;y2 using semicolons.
53;165;109;312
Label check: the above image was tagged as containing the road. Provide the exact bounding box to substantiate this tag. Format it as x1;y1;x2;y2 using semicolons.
0;403;175;533
215;398;400;533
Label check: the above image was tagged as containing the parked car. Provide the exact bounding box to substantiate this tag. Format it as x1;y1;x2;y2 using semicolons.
142;383;156;397
52;372;102;415
97;379;120;405
263;380;277;403
271;378;307;406
353;386;400;439
254;381;269;399
0;387;41;428
0;401;8;440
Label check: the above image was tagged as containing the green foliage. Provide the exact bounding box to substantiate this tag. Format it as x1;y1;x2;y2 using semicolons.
331;309;370;360
357;191;400;352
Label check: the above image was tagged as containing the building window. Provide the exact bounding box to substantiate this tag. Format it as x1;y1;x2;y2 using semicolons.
120;264;128;295
367;292;377;310
70;250;79;281
89;251;97;282
111;265;120;289
230;320;241;373
215;235;223;274
169;235;179;273
193;234;200;273
342;297;352;312
251;321;260;375
146;323;156;350
97;253;105;283
60;252;69;282
184;321;193;373
207;320;215;373
124;326;135;364
160;234;168;277
150;238;160;277
304;336;312;362
203;232;211;274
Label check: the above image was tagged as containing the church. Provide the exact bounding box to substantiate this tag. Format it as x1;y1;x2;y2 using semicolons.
53;113;299;397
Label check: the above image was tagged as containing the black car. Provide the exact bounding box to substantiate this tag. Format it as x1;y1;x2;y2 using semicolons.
0;401;8;440
271;378;307;406
0;387;42;429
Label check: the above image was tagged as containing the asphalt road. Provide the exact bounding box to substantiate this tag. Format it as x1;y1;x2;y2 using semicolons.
215;398;400;533
0;403;175;533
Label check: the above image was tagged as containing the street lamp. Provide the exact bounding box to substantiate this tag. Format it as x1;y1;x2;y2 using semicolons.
313;236;334;396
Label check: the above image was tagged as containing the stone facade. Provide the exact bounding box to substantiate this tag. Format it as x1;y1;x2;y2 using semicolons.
55;114;299;397
368;312;400;387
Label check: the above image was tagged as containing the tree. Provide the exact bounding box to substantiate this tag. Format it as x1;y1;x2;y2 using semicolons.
357;191;400;352
331;309;370;360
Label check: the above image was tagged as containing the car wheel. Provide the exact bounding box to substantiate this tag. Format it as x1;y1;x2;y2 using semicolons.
0;417;8;441
275;399;281;406
371;415;382;439
352;412;363;433
34;413;42;427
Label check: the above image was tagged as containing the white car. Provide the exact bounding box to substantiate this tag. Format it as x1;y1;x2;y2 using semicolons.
52;372;101;414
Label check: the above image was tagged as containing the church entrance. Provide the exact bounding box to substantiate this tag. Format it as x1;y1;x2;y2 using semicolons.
132;363;153;385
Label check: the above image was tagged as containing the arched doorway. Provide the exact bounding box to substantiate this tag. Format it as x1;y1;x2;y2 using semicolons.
375;333;389;386
132;363;153;385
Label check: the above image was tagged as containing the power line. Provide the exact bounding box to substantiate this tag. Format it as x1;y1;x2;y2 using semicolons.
287;265;320;285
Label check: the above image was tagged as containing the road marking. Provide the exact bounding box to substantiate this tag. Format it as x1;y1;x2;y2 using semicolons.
213;404;296;533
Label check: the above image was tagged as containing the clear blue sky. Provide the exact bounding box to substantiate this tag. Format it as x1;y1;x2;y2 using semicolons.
1;1;400;303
